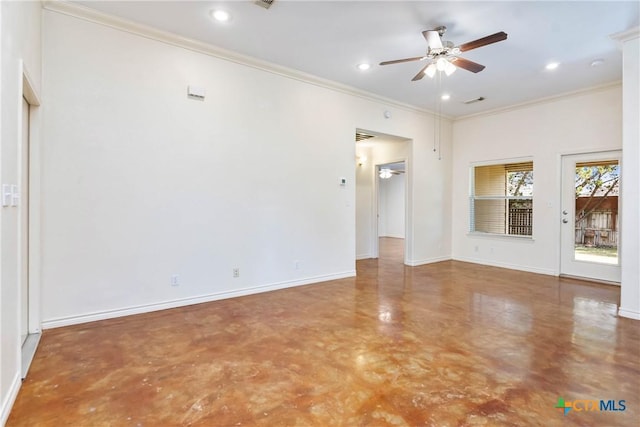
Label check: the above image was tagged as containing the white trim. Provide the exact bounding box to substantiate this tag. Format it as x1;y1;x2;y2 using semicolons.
380;233;405;239
42;271;355;329
618;307;640;320
610;27;640;43
42;1;434;117
406;256;451;267
21;62;43;337
21;333;41;379
0;373;21;426
467;232;535;242
356;253;373;260
453;256;557;276
455;82;622;122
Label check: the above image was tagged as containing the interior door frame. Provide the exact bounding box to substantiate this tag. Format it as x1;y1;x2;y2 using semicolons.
20;64;43;378
559;149;622;284
20;95;30;346
372;158;409;264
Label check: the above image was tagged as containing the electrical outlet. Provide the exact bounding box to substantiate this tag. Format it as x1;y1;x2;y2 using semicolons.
233;268;240;278
171;274;179;287
294;260;300;270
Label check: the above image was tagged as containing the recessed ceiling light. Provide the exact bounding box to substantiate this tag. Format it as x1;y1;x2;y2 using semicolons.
357;63;371;71
210;9;230;22
441;94;451;101
591;58;605;67
545;62;559;70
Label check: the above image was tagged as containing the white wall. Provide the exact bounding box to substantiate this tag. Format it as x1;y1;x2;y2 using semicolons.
452;85;623;275
0;0;42;423
617;29;640;320
378;171;405;238
41;7;452;327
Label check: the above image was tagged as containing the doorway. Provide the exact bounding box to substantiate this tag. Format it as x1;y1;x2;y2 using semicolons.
377;161;406;263
560;151;621;283
354;129;411;264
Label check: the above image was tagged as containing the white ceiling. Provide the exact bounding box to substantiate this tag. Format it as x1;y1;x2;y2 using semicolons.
74;1;639;117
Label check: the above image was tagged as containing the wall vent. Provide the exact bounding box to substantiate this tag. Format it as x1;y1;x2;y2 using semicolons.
463;96;485;105
355;132;375;142
255;0;275;9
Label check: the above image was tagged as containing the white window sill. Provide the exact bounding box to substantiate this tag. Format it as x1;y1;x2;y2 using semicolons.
467;232;535;242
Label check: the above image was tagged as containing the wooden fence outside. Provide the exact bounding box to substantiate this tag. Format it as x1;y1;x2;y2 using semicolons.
575;210;618;247
508;208;532;236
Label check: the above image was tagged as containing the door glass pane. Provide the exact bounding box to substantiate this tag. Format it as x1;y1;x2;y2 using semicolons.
574;161;619;265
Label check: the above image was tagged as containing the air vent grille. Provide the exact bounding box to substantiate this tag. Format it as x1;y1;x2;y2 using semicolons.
255;0;275;9
355;132;375;142
463;96;485;105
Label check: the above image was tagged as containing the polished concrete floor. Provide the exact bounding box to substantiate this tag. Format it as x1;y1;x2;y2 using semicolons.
8;238;639;426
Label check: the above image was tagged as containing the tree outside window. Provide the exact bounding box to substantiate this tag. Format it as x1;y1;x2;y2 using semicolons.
470;161;533;236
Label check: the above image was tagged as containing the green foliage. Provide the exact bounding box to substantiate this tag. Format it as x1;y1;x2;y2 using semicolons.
574;164;619;222
575;165;619;198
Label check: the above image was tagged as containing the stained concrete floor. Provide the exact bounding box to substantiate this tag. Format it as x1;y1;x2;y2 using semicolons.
8;238;639;426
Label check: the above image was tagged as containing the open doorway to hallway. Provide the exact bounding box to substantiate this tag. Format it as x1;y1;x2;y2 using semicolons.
355;129;411;264
377;161;405;263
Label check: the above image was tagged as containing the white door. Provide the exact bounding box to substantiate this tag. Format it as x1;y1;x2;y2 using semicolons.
20;96;30;345
560;151;621;283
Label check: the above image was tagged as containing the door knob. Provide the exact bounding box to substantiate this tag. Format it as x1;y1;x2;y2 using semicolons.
562;218;569;224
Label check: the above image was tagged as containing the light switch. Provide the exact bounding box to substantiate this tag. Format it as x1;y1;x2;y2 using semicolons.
339;177;346;186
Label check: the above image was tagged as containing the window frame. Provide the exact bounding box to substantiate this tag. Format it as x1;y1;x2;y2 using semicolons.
469;159;534;238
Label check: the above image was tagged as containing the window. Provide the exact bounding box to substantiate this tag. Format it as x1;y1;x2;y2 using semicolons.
470;161;533;236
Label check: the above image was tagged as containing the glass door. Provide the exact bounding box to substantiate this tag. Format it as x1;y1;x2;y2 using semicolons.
560;151;621;283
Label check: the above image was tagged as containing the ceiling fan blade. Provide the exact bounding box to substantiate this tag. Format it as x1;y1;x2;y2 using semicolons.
452;57;486;73
422;30;443;49
458;31;507;52
380;56;426;66
411;63;430;81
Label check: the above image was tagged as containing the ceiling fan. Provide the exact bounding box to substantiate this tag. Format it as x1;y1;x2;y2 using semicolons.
379;168;404;179
380;26;507;81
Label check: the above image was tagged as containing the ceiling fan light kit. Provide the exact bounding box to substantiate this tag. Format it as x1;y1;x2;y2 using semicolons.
380;26;508;80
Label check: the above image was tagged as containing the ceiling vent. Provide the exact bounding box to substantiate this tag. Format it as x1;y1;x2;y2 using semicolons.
355;132;375;142
463;96;485;105
255;0;275;9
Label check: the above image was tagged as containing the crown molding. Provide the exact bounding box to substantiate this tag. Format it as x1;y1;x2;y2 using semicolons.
454;81;622;122
42;1;439;118
611;27;640;43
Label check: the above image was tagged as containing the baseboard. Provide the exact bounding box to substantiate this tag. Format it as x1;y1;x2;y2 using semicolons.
452;256;557;276
1;372;21;426
42;270;356;329
618;307;640;320
380;234;404;239
405;256;451;267
559;274;620;286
